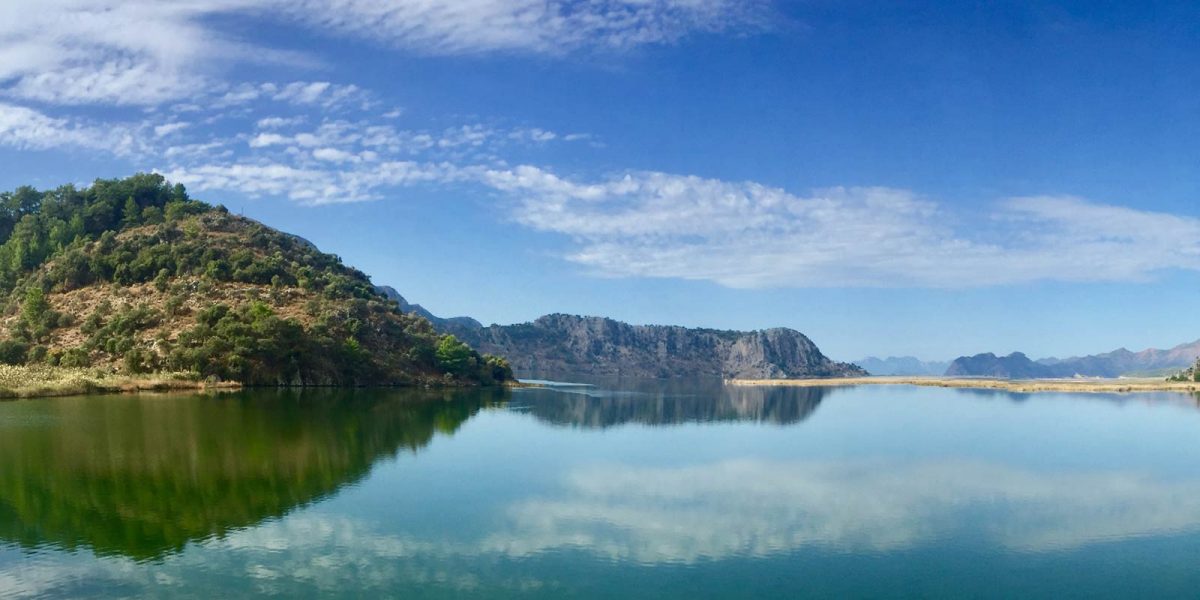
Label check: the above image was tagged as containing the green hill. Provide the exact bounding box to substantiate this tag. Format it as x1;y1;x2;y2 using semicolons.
0;174;511;387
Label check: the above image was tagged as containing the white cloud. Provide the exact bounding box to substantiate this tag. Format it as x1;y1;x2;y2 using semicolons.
0;102;144;155
161;163;339;200
311;147;360;163
256;116;306;129
153;122;189;137
484;166;1200;288
248;133;290;148
509;127;557;143
0;1;261;106
0;0;765;107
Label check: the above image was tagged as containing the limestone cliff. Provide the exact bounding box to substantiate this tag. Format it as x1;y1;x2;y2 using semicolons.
440;313;865;379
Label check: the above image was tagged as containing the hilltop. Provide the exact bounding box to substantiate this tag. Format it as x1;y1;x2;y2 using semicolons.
0;174;511;387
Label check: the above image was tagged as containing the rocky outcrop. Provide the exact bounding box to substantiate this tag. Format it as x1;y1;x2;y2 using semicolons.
443;313;865;379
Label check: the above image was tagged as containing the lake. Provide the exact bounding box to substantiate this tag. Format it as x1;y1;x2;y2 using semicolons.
1;379;1200;598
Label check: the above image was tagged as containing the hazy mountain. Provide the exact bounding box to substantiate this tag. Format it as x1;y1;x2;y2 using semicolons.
854;356;950;376
945;352;1057;378
947;340;1200;379
1036;339;1200;376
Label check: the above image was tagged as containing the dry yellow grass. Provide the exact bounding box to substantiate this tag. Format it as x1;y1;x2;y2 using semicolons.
0;365;238;399
725;376;1200;394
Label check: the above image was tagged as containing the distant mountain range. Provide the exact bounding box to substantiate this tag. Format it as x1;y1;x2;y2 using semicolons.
382;287;1199;381
380;289;864;379
945;339;1200;378
853;356;951;376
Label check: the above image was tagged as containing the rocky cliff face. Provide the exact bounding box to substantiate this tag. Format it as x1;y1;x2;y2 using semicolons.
444;313;865;379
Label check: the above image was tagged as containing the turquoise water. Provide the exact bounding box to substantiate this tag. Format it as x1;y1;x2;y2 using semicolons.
1;381;1199;598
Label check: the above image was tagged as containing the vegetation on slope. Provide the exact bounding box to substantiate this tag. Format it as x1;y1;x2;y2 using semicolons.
0;174;511;386
1168;359;1200;382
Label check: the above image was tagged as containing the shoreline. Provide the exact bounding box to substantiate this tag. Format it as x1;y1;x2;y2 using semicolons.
0;377;241;400
725;376;1200;394
0;364;537;401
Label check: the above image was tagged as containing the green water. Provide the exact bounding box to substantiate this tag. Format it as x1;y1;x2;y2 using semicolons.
1;381;1200;598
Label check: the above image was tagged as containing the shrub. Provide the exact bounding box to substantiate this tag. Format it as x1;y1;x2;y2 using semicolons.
0;340;28;365
60;347;90;368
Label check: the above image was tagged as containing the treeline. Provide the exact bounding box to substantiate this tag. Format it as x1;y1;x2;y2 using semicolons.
0;174;512;386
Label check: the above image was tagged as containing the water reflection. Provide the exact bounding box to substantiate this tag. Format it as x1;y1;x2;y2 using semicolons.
3;383;1200;598
492;458;1200;562
16;456;1199;594
511;381;832;427
0;388;507;561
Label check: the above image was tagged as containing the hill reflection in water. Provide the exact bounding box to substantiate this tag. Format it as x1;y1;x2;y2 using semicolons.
511;376;835;427
0;388;507;561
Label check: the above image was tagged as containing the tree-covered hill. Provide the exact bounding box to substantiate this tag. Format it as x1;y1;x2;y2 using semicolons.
0;174;511;386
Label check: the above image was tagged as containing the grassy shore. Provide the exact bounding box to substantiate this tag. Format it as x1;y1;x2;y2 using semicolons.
725;376;1200;394
0;365;239;400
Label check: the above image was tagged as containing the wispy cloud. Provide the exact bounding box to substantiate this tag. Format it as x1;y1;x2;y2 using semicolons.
0;1;268;106
161;117;569;202
214;82;375;111
276;0;770;55
0;0;767;107
162;160;466;203
485;166;1200;288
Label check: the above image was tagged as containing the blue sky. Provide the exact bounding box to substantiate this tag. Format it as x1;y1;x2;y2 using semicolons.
1;0;1198;361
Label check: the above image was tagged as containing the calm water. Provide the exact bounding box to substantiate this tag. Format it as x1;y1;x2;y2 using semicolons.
2;380;1200;598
